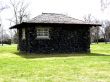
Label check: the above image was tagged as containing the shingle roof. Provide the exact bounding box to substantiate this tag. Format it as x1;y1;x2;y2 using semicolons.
10;13;101;29
27;13;92;24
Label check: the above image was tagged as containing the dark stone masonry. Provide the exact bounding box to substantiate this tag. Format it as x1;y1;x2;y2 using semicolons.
10;13;100;53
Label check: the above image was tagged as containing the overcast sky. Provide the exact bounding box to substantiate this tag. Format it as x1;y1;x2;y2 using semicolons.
0;0;110;33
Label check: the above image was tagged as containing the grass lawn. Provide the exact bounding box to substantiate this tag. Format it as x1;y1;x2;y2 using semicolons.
0;43;110;82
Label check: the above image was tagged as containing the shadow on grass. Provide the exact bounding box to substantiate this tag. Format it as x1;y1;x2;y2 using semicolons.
14;52;110;59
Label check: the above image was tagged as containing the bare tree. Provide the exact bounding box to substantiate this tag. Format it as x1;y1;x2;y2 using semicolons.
100;20;110;43
0;1;9;13
0;24;10;46
0;2;8;46
83;14;94;23
83;14;100;44
9;0;30;38
101;0;110;11
9;0;30;24
9;0;30;46
105;21;110;41
100;0;110;43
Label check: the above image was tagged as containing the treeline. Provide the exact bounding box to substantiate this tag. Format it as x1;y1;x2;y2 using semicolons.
0;39;11;45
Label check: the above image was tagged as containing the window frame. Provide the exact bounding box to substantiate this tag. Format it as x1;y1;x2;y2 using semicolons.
22;28;26;40
36;27;50;39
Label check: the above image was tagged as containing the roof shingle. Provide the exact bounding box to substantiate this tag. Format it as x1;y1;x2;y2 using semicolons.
10;13;101;29
27;13;92;24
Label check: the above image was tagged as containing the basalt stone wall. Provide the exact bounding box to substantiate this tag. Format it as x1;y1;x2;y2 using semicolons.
18;27;28;52
18;24;90;53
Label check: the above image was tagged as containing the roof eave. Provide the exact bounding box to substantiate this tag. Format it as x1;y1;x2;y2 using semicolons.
9;22;101;29
9;22;27;29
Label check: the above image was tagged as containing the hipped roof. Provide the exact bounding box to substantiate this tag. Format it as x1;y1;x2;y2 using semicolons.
10;13;101;29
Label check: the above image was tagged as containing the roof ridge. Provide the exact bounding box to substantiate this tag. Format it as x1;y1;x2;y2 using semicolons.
42;13;86;22
31;13;68;21
42;13;65;15
42;13;85;22
27;13;101;26
42;13;67;16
